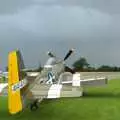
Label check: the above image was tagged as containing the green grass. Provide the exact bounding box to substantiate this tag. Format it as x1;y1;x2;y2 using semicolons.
1;79;120;120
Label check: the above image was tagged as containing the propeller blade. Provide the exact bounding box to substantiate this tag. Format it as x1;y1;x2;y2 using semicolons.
64;49;74;61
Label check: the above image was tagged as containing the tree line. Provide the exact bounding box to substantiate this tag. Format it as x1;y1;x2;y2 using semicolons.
30;57;120;72
72;57;120;72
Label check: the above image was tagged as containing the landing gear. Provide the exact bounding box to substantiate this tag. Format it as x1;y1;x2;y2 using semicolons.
30;99;39;111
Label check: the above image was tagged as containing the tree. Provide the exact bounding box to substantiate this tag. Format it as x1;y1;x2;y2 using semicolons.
72;57;89;71
97;65;111;72
97;65;120;72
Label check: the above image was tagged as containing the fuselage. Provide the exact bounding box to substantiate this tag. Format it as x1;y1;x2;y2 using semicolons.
39;57;65;84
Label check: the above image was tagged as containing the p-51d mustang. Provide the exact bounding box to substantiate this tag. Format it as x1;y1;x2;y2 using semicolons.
8;49;107;114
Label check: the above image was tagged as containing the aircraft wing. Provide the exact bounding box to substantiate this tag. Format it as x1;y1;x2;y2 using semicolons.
30;74;107;100
31;84;83;99
62;77;107;87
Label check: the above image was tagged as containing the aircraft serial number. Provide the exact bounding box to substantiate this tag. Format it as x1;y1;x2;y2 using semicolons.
12;79;28;91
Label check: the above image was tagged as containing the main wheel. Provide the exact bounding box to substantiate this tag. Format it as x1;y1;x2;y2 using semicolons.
30;99;39;111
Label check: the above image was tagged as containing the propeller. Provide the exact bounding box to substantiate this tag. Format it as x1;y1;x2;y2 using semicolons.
64;48;74;61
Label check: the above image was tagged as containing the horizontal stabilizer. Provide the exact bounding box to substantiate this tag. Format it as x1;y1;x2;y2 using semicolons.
0;83;8;93
80;78;108;87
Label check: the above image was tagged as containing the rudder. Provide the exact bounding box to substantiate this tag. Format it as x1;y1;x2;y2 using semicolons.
8;50;27;114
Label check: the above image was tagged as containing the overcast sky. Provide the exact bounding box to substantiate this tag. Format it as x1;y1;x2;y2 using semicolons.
0;0;120;70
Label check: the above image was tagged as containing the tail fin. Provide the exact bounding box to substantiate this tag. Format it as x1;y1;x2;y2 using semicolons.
8;50;28;114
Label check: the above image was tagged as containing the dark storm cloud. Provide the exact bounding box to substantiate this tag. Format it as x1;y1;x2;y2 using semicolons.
0;0;34;14
0;0;120;70
34;0;120;14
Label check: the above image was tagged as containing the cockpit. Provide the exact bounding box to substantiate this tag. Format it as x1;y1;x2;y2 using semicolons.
45;57;57;67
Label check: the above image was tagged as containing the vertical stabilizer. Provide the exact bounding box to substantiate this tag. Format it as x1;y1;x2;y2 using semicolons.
8;50;27;114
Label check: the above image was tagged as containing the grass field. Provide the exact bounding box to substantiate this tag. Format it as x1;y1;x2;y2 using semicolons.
1;79;120;120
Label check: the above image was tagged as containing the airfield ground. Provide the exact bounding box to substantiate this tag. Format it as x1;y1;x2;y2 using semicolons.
1;77;120;120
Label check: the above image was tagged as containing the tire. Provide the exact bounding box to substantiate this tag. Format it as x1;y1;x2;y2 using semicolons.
30;100;39;111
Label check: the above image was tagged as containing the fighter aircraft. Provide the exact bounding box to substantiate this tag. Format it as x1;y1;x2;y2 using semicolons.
7;49;107;115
